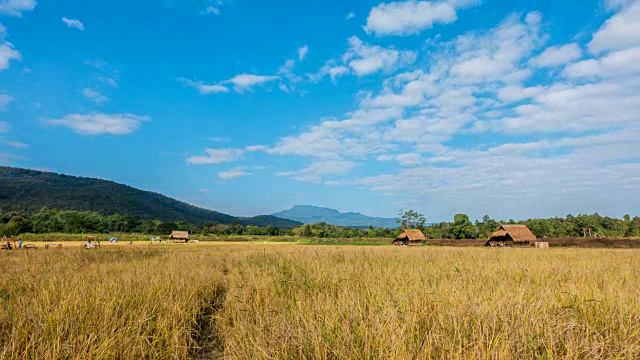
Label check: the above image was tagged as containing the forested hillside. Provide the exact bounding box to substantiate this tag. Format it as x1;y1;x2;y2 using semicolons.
0;167;300;228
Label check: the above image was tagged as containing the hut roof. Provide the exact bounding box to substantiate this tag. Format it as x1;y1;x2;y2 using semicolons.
171;231;189;239
396;229;426;241
489;225;536;242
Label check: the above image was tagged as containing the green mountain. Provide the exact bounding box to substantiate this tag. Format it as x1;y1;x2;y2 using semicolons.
0;167;301;228
273;205;399;228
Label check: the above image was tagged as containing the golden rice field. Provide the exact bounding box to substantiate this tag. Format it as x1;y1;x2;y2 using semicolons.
1;243;640;359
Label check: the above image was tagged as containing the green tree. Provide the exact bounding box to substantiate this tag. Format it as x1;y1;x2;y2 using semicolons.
449;214;476;239
397;209;426;229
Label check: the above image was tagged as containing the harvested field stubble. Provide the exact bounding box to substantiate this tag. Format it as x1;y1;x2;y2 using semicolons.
1;244;640;359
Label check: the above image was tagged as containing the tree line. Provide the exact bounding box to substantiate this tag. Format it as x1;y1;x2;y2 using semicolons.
403;211;640;239
0;207;638;239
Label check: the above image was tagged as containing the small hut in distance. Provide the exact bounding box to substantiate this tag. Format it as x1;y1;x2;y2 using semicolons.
486;224;536;246
170;231;189;243
393;229;426;246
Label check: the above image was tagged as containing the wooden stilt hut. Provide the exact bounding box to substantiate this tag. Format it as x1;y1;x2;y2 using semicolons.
393;229;426;246
170;231;189;243
485;224;536;247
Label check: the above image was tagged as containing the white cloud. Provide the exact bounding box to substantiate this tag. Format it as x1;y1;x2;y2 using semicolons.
589;4;640;53
310;62;349;82
245;145;266;152
218;167;251;180
530;43;582;67
267;107;403;159
564;46;640;78
46;113;149;135
496;81;640;133
277;160;356;183
298;45;309;61
311;36;417;81
82;88;109;105
99;77;119;88
62;17;85;31
201;6;220;15
605;0;639;11
345;12;355;20
497;86;544;103
277;58;304;84
0;42;21;70
178;78;229;94
362;70;438;108
187;148;244;165
0;0;36;17
378;153;423;166
343;36;416;76
451;56;514;81
224;74;279;91
0;93;14;110
5;140;28;148
448;12;543;83
365;0;478;36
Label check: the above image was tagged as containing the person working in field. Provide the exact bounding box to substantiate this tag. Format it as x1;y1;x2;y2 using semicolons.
84;240;95;249
18;239;22;249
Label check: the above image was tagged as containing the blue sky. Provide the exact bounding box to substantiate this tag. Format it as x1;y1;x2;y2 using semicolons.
1;0;639;221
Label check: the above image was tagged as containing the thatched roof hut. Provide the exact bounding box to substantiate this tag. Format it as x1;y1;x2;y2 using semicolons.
486;224;536;246
393;229;426;246
170;231;189;241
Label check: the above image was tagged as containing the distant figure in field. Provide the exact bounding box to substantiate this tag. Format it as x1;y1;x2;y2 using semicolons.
85;240;95;249
18;239;22;249
151;237;155;244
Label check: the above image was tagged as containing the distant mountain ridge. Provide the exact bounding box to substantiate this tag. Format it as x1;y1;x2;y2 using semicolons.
0;167;301;228
273;205;398;228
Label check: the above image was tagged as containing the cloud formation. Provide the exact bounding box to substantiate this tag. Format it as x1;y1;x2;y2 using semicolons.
0;0;36;17
62;17;85;31
180;74;279;94
188;7;640;219
46;113;150;135
530;43;582;67
0;26;21;71
343;36;416;76
224;74;279;92
365;0;478;36
218;167;251;180
187;148;244;165
589;4;640;53
178;78;229;94
298;45;309;61
82;88;109;105
0;93;14;110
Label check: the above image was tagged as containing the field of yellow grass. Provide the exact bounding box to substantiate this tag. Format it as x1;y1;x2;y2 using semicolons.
2;243;640;359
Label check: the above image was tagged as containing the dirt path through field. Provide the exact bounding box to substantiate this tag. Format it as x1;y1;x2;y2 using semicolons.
193;272;228;359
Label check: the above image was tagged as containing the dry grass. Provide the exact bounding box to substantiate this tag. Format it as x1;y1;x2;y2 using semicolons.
2;244;640;359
